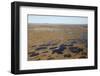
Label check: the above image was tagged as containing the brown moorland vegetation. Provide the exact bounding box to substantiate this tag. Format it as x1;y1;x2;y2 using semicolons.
28;23;88;61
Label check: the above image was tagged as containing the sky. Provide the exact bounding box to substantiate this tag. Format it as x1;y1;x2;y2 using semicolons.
28;15;88;25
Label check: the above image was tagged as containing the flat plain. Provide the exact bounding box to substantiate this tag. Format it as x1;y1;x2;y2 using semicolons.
28;23;88;61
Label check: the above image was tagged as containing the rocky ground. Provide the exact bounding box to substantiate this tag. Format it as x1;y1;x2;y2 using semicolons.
28;39;87;61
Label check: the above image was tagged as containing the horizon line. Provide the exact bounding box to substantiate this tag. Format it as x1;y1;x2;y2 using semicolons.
28;23;88;25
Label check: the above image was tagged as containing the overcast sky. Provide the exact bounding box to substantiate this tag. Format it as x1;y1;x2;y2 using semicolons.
28;15;88;25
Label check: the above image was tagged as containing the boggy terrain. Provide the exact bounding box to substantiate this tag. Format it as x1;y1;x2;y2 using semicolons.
28;23;88;61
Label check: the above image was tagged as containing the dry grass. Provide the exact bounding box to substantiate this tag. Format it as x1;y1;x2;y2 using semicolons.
28;24;88;61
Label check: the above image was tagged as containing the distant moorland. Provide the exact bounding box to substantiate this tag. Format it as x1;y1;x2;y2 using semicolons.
28;23;88;61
